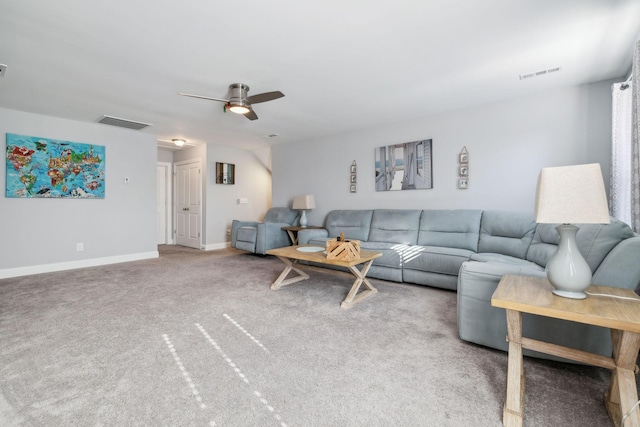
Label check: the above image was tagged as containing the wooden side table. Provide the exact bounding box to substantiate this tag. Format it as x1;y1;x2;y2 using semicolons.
491;275;640;427
281;225;323;245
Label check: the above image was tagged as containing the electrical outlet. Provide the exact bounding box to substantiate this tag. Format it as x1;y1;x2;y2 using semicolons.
226;228;231;235
76;242;84;251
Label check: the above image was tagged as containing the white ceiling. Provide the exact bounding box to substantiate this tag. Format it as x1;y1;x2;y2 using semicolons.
1;1;639;151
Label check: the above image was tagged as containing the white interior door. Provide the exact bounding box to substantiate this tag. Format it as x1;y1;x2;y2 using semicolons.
175;160;201;249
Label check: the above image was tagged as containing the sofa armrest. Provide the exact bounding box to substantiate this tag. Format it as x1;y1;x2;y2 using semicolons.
255;222;292;254
298;228;329;245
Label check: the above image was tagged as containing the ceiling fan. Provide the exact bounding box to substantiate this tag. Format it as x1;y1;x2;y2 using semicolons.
178;83;284;121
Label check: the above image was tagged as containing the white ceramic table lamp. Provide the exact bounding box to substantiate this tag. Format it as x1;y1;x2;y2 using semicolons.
292;195;316;228
534;163;610;299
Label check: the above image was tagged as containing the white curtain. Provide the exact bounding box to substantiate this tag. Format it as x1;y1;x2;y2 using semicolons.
611;40;640;233
611;81;633;227
632;41;640;233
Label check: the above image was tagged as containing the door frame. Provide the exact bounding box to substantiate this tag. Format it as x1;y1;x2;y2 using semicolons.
157;161;173;245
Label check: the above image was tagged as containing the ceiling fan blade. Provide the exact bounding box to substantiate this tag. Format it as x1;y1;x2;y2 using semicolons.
244;109;259;120
246;91;284;104
178;92;229;103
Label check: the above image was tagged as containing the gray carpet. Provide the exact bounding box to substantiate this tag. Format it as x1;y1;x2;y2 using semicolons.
0;245;621;426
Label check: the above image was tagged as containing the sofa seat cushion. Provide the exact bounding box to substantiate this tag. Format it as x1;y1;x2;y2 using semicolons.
403;245;474;276
458;259;545;301
307;238;331;248
359;241;403;268
469;252;544;269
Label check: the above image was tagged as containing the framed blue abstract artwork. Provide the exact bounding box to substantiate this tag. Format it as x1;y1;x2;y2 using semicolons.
5;133;105;198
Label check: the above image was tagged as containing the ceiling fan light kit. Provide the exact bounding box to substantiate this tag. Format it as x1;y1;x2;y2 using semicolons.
228;101;251;115
179;82;284;121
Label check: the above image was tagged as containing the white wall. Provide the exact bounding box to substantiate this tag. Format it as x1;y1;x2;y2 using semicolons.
205;144;271;248
173;143;272;249
0;107;158;278
157;147;174;163
272;79;618;226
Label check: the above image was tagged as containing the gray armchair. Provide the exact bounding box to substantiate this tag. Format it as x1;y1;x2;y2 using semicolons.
231;207;299;254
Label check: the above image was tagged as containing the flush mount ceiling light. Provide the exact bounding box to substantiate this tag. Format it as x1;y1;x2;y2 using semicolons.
228;100;251;115
172;139;186;147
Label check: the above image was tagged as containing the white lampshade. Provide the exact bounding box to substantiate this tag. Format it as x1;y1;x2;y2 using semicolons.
534;163;610;299
292;195;316;210
535;163;610;224
293;195;316;228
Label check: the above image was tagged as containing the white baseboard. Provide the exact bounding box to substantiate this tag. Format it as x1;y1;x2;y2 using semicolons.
204;242;231;251
0;251;159;279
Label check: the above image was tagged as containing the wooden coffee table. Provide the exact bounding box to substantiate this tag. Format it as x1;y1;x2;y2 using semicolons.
266;245;382;309
491;275;640;427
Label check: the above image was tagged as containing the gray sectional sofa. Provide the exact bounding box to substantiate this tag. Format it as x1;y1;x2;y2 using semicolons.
231;207;299;255
297;209;640;360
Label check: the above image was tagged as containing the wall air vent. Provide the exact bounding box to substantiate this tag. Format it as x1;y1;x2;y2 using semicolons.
519;66;562;81
97;115;152;130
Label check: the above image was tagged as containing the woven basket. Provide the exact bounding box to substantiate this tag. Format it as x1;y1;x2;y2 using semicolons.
326;233;361;261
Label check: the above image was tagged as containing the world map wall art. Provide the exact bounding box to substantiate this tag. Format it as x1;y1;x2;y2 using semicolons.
5;133;105;199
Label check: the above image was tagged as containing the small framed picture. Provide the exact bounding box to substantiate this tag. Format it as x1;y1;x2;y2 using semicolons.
350;174;357;183
458;165;469;177
458;178;468;189
459;153;469;163
350;184;357;193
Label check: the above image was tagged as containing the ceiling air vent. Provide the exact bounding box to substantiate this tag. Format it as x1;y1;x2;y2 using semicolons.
519;66;562;81
97;115;152;130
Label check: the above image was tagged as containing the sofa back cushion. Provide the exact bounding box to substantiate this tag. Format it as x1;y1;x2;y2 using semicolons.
368;209;422;244
263;207;299;224
478;211;536;258
526;219;634;270
417;209;483;251
325;210;374;241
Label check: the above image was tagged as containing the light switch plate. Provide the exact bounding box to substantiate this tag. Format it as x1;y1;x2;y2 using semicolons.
0;64;7;78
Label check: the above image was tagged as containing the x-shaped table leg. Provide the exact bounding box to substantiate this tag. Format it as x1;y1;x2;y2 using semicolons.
270;256;310;290
341;259;377;309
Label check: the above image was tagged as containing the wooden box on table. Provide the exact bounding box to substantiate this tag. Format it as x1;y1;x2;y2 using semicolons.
326;233;361;261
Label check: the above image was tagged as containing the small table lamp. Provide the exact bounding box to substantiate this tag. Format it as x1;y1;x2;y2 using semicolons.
292;194;316;228
534;163;610;299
